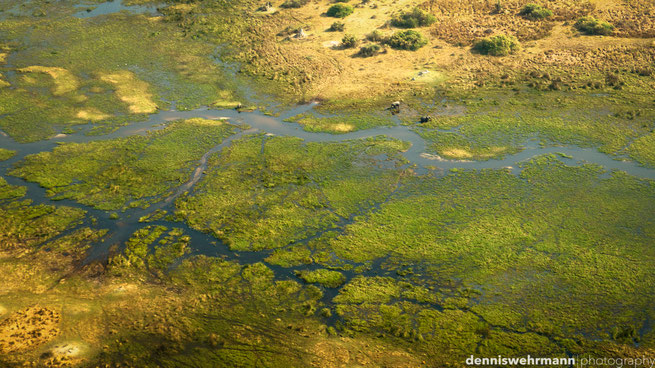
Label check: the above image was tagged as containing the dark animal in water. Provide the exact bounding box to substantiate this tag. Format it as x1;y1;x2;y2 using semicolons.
389;101;401;114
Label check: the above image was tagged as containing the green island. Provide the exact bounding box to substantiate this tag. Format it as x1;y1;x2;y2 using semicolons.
0;0;654;367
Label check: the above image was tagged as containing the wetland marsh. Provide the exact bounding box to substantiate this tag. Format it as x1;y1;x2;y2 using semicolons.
0;0;654;367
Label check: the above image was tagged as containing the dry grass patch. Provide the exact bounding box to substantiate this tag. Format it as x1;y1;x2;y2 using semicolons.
309;337;423;368
590;0;655;38
17;66;80;96
440;146;509;160
0;306;60;354
441;148;474;159
76;108;110;122
99;70;158;114
182;117;226;127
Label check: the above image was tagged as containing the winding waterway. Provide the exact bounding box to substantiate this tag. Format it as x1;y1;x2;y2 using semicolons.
2;0;655;347
1;102;654;266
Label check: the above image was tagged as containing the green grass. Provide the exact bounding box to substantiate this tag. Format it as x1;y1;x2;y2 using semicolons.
325;155;655;355
0;176;87;251
412;87;655;162
175;135;410;251
296;269;346;288
109;226;190;278
0;149;15;162
628;132;655;167
12;119;237;210
1;1;654;366
0;12;242;142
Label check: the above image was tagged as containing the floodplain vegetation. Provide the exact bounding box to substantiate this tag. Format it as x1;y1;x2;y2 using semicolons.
152;0;655;165
12;119;238;210
0;0;654;367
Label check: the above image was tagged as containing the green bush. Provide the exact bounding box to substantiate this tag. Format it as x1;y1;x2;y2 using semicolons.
329;21;345;32
281;0;309;8
366;30;384;42
472;34;520;56
518;4;552;20
358;44;382;57
341;34;358;48
390;8;436;28
386;30;428;51
574;17;614;35
326;4;354;18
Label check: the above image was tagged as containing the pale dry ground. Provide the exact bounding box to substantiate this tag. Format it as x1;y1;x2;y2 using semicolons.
261;0;654;101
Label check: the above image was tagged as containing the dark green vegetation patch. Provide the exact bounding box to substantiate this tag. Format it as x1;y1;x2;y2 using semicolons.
387;30;428;51
390;8;437;28
518;4;553;20
575;16;615;35
326;4;354;18
472;34;520;56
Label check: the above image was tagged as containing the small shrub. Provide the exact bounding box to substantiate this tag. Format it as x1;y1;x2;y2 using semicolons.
329;21;345;32
281;0;309;8
574;17;614;35
519;4;552;20
366;30;384;42
387;30;428;51
492;0;504;14
358;44;382;57
472;34;520;56
390;8;436;28
341;34;358;48
327;4;354;18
